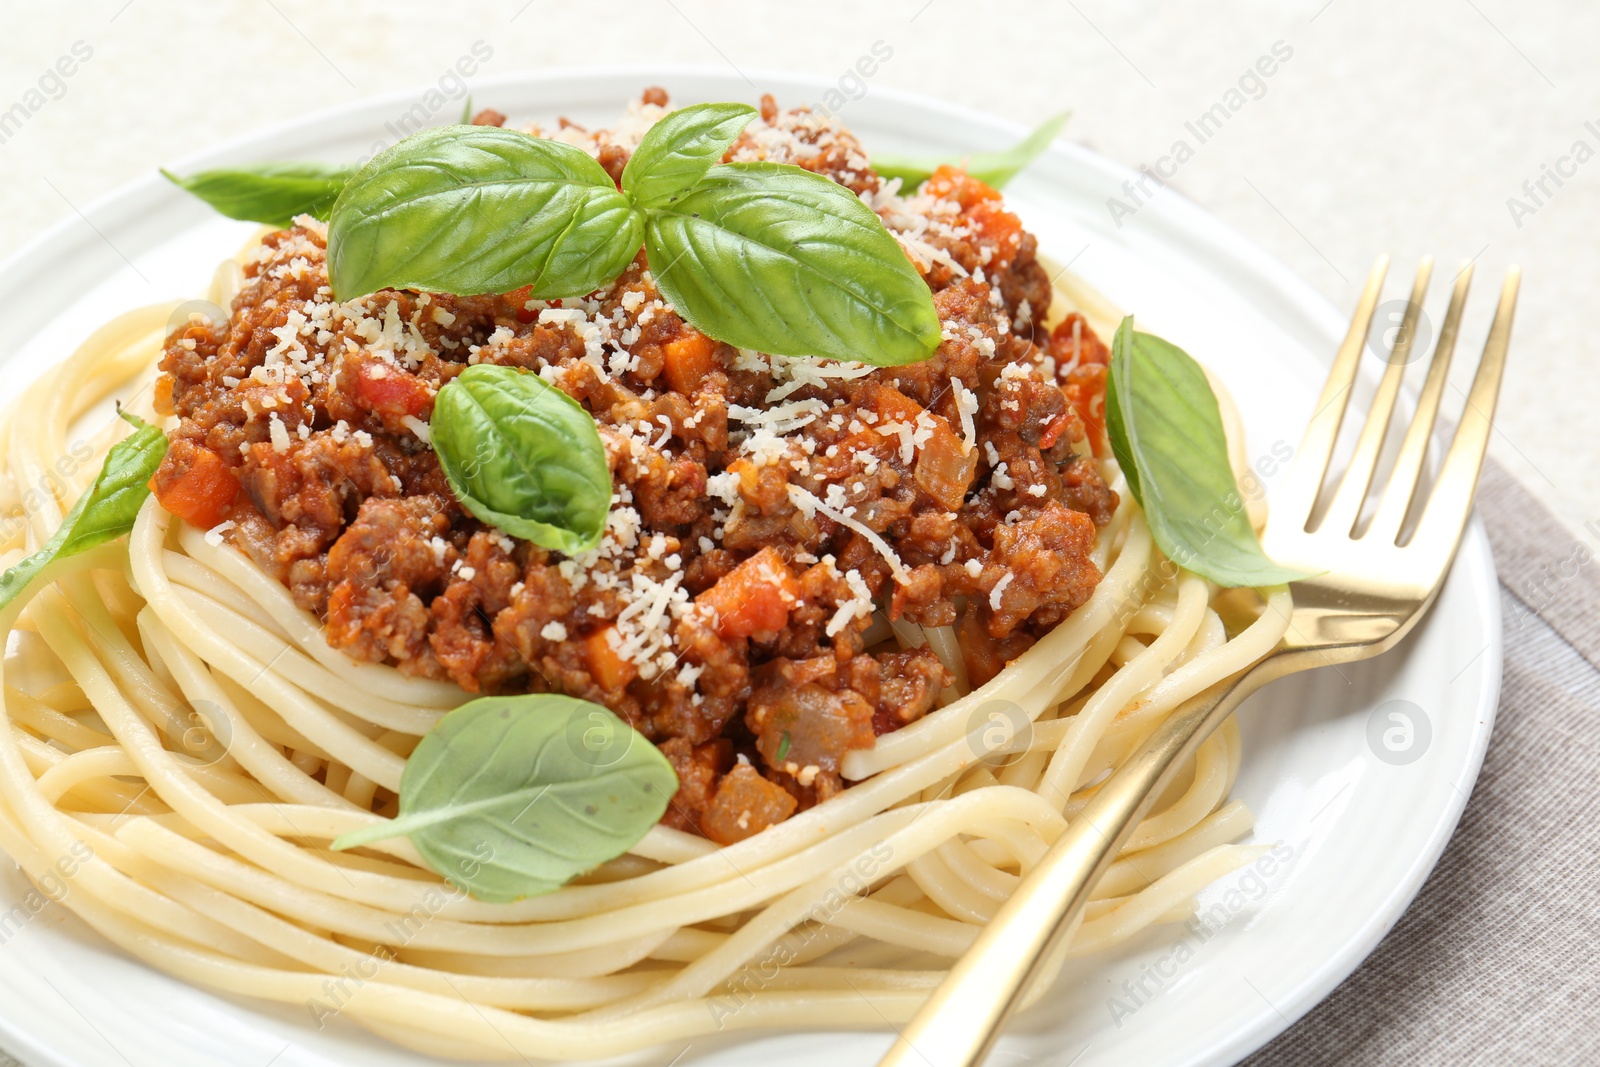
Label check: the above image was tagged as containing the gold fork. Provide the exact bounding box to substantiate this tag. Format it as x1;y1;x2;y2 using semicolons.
878;256;1519;1067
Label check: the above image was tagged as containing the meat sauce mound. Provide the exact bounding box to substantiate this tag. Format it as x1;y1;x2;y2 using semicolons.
151;90;1118;844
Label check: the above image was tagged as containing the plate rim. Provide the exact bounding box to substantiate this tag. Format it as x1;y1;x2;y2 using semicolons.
0;63;1502;1067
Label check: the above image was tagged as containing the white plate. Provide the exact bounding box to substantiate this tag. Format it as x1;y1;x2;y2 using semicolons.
0;67;1499;1067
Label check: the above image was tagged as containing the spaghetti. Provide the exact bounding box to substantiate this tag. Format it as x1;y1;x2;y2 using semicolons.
0;97;1291;1060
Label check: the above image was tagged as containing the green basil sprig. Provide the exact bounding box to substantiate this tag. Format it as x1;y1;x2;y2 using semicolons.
327;126;644;301
0;411;168;612
169;102;942;367
621;101;755;208
324;106;939;364
870;112;1070;190
161;163;354;228
430;365;612;555
331;695;678;902
1106;318;1311;588
646;161;941;365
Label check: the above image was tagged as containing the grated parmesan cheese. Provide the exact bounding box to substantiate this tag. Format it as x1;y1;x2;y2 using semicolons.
826;568;875;637
268;414;291;453
952;377;979;453
788;484;909;584
204;520;237;548
989;572;1014;610
763;354;875;403
400;415;431;444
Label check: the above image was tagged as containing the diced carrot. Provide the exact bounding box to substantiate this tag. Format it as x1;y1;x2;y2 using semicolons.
583;625;637;691
1038;408;1083;451
968;201;1023;270
864;380;920;423
696;546;799;640
152;376;174;418
920;166;1021;270
662;329;718;395
922;164;1002;208
151;441;239;530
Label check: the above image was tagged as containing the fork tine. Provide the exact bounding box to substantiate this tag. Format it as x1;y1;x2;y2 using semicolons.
1365;262;1473;543
1408;267;1519;555
1319;258;1433;535
1276;256;1390;531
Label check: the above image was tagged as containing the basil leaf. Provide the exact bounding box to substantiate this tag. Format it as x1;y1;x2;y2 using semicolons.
621;102;756;209
161;162;354;228
330;695;677;902
0;412;168;612
870;112;1070;190
645;162;940;365
430;365;611;554
326;126;644;301
1107;318;1310;588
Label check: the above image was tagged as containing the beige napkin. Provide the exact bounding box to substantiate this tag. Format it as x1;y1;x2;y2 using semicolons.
1246;460;1600;1066
0;461;1590;1066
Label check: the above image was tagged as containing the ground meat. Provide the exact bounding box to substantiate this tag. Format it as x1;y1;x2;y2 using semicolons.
986;503;1101;637
658;737;730;833
322;496;452;667
874;649;950;734
150;89;1116;841
596;142;629;187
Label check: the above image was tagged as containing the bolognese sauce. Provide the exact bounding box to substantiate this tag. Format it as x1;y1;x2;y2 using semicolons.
150;89;1117;844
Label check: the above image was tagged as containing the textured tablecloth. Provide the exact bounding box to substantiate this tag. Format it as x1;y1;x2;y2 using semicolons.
0;461;1587;1066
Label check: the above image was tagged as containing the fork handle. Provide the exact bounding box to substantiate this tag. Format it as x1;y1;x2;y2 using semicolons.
876;668;1264;1067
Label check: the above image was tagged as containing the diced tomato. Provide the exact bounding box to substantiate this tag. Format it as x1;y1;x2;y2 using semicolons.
349;356;433;419
1062;364;1109;457
1038;408;1083;451
150;440;239;530
583;625;637;691
696;546;800;640
662;329;718;395
506;285;536;323
1048;312;1111;368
